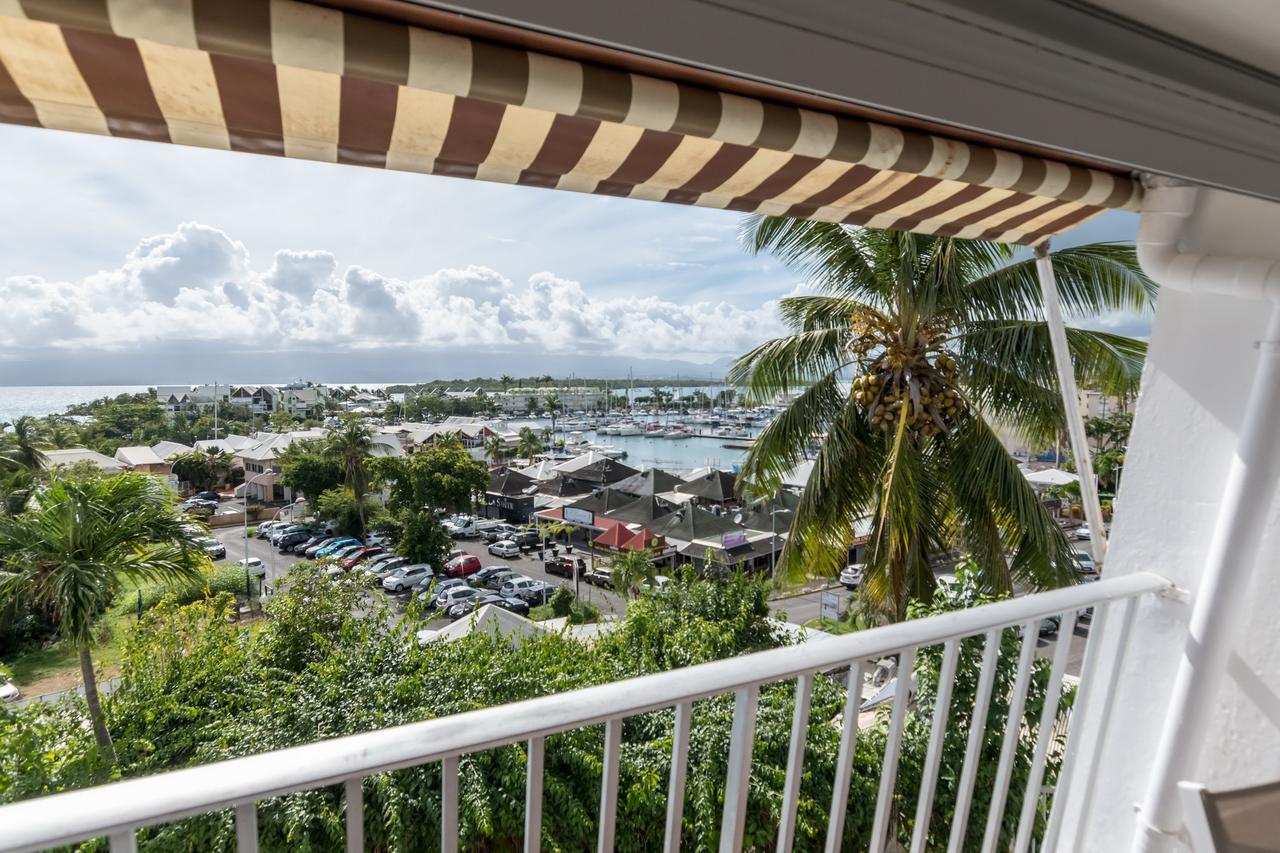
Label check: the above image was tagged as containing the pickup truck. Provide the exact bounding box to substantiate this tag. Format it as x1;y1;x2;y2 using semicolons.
445;518;503;539
544;556;587;579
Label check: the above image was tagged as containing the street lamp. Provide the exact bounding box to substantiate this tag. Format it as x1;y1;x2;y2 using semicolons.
769;507;792;579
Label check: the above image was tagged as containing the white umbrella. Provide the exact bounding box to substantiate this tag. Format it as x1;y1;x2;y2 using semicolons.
1023;468;1080;487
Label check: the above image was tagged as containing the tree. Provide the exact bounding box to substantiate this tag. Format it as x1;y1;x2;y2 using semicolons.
375;442;487;567
607;548;657;598
499;374;514;392
544;393;562;438
1085;411;1133;491
517;426;544;464
277;440;344;503
170;448;234;492
483;434;508;467
0;473;203;761
316;488;364;537
732;218;1153;620
326;418;373;538
0;417;47;472
268;409;296;432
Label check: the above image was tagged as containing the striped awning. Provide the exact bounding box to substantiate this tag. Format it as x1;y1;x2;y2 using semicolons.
0;0;1141;243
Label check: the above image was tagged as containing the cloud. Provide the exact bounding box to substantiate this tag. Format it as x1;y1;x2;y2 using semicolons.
0;223;785;362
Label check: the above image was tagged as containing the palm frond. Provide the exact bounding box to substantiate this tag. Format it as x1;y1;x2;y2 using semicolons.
728;327;852;403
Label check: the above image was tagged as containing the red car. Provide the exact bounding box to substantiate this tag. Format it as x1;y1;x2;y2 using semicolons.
340;546;385;570
444;554;482;578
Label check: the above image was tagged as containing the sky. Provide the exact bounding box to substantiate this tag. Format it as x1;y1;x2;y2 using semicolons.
0;123;1141;385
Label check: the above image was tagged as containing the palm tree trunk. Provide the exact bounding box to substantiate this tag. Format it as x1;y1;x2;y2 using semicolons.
78;643;117;764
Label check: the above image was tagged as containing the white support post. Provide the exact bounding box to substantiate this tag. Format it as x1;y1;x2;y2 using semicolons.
1136;304;1280;850
1035;242;1108;564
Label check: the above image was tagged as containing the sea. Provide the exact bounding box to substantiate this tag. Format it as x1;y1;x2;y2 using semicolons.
0;384;751;472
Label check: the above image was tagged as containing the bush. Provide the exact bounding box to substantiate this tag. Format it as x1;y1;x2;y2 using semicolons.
548;586;574;618
129;563;259;612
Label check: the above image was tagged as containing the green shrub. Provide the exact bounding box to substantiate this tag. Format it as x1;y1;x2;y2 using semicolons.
548;586;574;618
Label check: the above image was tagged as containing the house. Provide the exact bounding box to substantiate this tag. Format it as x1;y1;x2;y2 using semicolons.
149;440;193;460
40;448;126;475
486;467;537;523
675;469;738;507
235;429;327;503
113;445;171;476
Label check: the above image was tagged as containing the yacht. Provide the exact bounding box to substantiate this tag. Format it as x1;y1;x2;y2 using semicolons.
615;421;643;436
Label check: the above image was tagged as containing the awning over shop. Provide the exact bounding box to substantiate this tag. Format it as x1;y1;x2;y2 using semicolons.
0;0;1139;243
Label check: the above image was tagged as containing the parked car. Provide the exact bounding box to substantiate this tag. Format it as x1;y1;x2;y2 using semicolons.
365;532;393;547
479;569;519;591
277;530;311;550
303;537;340;558
500;576;555;605
640;575;672;595
482;524;519;543
315;538;360;558
488;540;520;558
544;556;586;579
470;565;514;588
256;521;286;539
192;490;221;502
236;557;266;578
359;553;405;575
1074;551;1098;575
382;564;433;593
448;592;531;620
424;585;481;612
444;554;482;578
340;546;385;569
414;576;466;599
840;563;865;590
513;529;542;549
183;499;218;513
0;676;20;703
585;566;612;588
1038;615;1062;637
197;537;226;560
1075;524;1092;541
328;545;365;564
293;534;328;554
269;524;310;545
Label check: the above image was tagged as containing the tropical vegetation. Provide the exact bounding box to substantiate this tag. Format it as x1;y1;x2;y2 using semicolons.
0;471;203;762
0;564;1068;851
732;219;1154;619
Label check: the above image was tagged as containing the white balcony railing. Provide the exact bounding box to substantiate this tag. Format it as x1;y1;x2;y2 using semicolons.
0;572;1170;853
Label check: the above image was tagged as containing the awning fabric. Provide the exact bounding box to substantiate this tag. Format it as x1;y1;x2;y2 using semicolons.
0;0;1140;243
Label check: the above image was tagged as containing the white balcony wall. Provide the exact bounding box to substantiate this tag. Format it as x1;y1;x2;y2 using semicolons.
1063;187;1280;851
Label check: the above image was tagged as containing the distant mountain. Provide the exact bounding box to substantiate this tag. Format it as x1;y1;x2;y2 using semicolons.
1;345;733;385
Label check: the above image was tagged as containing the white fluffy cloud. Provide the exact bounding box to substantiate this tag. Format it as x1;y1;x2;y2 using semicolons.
0;223;784;360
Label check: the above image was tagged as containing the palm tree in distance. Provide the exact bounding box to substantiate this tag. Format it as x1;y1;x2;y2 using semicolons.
0;416;48;472
544;393;562;441
517;426;544;465
732;217;1154;620
608;548;658;599
0;473;204;761
483;434;508;467
499;374;514;392
327;417;373;538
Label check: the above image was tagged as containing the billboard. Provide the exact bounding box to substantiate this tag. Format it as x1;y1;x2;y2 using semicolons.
720;530;748;549
563;506;595;526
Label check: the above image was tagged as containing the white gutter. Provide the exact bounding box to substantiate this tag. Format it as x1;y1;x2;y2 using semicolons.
1134;178;1280;851
1034;243;1108;565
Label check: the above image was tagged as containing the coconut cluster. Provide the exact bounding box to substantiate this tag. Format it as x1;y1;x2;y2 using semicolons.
849;324;966;438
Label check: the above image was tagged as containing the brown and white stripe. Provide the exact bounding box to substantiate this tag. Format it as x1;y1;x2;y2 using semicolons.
0;0;1141;243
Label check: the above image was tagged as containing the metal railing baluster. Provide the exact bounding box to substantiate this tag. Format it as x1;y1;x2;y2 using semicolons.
910;638;961;853
345;777;363;853
980;621;1040;853
1014;610;1079;853
442;756;459;853
664;702;692;853
598;718;623;851
108;831;137;853
525;737;545;853
718;684;760;853
777;673;814;853
825;661;865;853
947;629;1003;853
870;647;916;853
235;802;258;852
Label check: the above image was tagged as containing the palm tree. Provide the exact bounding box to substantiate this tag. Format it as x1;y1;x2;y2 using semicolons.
517;426;544;464
608;548;657;598
327;418;373;538
0;417;48;472
499;374;514;392
0;473;203;760
544;393;562;440
483;433;508;467
732;218;1154;620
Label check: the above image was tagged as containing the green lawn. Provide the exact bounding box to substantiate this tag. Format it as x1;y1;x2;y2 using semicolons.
802;616;858;635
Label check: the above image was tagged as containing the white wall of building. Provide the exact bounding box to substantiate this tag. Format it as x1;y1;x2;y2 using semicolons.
1063;188;1280;851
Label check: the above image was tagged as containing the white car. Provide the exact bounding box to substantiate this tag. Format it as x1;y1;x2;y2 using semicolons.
840;563;865;589
1074;551;1098;575
382;564;432;593
236;557;266;578
0;677;19;703
640;575;672;594
1075;525;1092;541
487;539;520;558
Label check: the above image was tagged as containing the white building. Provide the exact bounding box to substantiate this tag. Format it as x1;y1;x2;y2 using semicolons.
492;386;607;413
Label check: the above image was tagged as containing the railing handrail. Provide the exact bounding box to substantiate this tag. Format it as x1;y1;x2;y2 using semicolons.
0;571;1170;852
